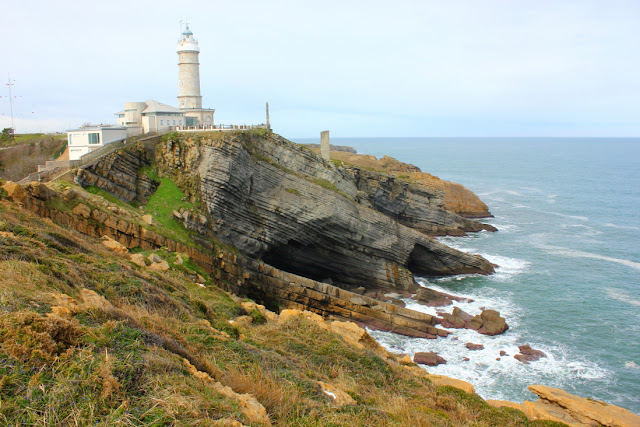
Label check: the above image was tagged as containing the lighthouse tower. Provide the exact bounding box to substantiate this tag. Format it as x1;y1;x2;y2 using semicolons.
177;24;214;127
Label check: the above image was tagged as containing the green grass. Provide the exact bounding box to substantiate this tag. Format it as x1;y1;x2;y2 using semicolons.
310;178;351;200
85;186;133;210
285;188;302;196
144;177;200;247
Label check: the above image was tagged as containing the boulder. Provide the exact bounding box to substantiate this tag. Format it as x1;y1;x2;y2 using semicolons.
72;203;92;219
414;287;466;307
149;260;170;272
317;381;357;406
148;253;162;263
142;214;153;225
3;181;27;202
413;352;447;366
129;253;147;267
473;309;509;336
466;343;484;351
101;235;128;254
398;355;414;365
26;182;55;200
514;345;546;364
438;307;473;329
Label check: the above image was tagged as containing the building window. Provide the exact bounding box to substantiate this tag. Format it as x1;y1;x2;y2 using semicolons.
88;133;100;144
160;120;163;125
179;120;182;125
173;120;176;125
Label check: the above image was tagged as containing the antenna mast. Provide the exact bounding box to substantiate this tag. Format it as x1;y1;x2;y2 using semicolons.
6;75;15;135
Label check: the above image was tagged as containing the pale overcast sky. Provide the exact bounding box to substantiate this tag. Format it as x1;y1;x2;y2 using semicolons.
1;0;638;137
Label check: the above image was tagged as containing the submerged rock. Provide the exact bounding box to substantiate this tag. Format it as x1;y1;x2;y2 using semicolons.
413;287;470;307
436;308;508;336
466;343;484;351
514;345;546;364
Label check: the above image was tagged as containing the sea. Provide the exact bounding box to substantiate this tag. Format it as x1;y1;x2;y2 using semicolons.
293;137;640;414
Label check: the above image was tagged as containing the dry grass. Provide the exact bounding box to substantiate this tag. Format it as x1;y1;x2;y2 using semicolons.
0;190;565;426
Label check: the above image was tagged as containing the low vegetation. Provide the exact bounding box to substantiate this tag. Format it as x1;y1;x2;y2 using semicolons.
0;133;67;181
0;176;569;426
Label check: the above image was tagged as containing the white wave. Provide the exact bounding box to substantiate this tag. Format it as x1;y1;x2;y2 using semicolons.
537;243;640;271
605;288;640;308
369;327;610;403
479;253;531;281
491;223;520;233
548;212;589;221
560;224;604;237
411;280;522;324
625;361;639;369
604;223;640;232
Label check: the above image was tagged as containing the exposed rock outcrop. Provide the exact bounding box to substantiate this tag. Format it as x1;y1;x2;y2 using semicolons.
2;180;450;339
436;307;509;336
75;139;160;204
489;385;640;426
153;132;494;291
414;286;470;307
413;352;447;366
326;149;494;218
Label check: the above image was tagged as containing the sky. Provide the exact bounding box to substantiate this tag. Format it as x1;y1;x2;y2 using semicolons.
0;0;639;138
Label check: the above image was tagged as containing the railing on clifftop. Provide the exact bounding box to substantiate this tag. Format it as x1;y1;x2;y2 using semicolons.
177;124;269;132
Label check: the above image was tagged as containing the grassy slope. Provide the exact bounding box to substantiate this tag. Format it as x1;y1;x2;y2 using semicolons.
0;177;566;426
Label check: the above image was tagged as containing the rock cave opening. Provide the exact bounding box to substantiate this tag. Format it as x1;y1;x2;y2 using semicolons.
261;240;335;284
407;243;446;277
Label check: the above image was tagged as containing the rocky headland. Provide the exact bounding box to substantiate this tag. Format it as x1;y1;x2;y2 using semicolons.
2;129;639;425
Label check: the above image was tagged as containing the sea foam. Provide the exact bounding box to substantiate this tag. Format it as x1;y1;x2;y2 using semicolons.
605;288;640;308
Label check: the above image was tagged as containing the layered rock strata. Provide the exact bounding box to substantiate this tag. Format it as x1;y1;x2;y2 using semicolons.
154;132;494;291
2;181;448;339
489;385;640;427
326;149;494;218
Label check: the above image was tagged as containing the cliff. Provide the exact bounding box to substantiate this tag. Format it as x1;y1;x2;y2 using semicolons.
314;148;494;219
1;188;638;425
77;131;494;294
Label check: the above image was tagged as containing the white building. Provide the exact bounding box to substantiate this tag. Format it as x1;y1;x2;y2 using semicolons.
115;100;186;134
116;25;214;135
67;125;128;161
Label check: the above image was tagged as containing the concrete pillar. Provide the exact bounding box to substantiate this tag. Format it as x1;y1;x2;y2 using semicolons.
266;102;271;130
320;130;330;161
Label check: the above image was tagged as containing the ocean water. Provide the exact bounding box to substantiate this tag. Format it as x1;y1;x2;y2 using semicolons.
294;137;640;413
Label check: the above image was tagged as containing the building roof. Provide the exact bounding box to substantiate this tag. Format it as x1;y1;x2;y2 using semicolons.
115;110;125;115
141;100;185;115
67;125;127;132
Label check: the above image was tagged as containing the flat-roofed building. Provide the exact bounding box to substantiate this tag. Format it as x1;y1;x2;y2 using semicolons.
67;125;128;160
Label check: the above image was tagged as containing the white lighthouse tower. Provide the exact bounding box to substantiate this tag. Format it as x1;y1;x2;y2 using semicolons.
177;24;214;127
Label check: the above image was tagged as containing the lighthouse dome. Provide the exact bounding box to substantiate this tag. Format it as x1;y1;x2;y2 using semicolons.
177;25;199;52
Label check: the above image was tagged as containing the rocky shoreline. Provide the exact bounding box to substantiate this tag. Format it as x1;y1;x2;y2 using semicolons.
3;128;640;424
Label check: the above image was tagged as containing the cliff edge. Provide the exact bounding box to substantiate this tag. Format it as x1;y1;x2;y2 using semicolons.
76;131;494;293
